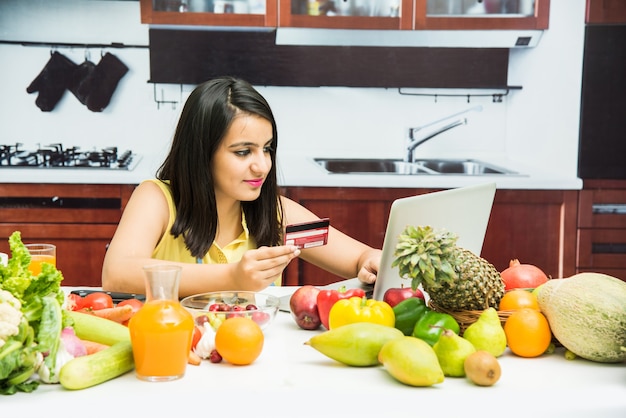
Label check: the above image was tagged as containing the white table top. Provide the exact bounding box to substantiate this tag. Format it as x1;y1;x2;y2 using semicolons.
3;286;624;417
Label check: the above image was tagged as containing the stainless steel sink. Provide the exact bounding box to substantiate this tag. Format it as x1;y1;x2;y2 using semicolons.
413;159;518;175
313;158;433;175
313;158;520;176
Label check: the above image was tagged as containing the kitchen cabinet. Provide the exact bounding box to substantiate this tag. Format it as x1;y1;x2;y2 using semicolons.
416;0;550;30
279;0;412;30
0;183;136;287
139;0;278;27
577;180;626;280
282;186;577;286
281;0;549;30
140;0;550;30
586;0;626;24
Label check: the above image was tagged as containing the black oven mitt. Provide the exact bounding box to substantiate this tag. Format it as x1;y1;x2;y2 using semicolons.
69;58;96;105
83;52;129;112
26;52;78;111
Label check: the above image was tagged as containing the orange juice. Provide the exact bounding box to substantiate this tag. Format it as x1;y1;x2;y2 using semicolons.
25;243;56;276
129;299;194;381
28;254;57;276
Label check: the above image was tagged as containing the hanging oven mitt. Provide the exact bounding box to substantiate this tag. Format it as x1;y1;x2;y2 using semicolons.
84;52;129;112
69;58;96;105
26;51;78;111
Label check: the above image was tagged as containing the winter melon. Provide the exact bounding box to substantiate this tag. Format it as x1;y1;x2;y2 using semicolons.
537;273;626;363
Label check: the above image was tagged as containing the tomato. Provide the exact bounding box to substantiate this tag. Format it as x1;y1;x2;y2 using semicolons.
117;298;144;313
82;292;114;310
117;298;144;326
66;293;84;311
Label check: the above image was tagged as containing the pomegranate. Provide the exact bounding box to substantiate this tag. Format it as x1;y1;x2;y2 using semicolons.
500;259;549;291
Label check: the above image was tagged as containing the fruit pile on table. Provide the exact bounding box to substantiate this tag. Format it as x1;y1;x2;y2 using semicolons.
287;225;626;387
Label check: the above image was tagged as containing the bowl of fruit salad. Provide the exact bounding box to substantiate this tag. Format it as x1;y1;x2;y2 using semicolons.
180;291;279;331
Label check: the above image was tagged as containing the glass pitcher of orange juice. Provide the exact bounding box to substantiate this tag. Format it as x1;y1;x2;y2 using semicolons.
25;243;56;275
128;264;194;382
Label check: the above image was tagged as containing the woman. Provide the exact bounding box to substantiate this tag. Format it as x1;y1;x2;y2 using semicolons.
102;76;381;298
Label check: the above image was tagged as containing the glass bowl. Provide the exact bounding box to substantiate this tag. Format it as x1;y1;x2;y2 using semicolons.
180;291;279;331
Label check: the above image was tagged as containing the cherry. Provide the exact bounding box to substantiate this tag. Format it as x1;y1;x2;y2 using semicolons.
209;349;222;364
195;315;209;327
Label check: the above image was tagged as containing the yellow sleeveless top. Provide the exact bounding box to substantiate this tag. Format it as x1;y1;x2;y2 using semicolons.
148;179;281;286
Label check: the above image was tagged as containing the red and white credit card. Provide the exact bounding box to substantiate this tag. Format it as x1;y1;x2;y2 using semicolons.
284;218;330;249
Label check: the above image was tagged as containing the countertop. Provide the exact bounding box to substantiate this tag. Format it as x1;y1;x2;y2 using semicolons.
3;286;624;417
1;152;584;190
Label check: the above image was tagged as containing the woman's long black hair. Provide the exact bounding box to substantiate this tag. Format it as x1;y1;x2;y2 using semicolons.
156;76;284;259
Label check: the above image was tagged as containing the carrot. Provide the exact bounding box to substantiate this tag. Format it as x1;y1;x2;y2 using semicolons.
81;339;110;355
90;304;135;324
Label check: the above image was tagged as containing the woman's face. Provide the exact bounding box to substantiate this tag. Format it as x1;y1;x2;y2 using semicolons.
212;113;274;204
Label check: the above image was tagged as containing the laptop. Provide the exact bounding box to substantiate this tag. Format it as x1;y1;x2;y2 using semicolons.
371;182;496;300
278;182;496;311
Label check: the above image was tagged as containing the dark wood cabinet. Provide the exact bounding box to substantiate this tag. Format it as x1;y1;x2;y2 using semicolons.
586;0;626;24
0;183;136;287
1;182;581;288
577;180;626;280
282;186;577;286
482;188;578;279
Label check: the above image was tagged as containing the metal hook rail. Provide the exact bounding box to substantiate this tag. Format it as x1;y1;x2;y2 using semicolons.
0;40;148;49
398;86;522;103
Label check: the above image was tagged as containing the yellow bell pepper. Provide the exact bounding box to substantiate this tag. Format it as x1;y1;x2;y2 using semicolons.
328;296;395;329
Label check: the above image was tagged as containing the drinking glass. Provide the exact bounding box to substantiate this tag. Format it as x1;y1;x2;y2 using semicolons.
25;243;56;275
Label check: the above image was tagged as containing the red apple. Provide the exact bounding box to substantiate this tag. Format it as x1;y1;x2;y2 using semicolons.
289;285;322;330
383;285;425;307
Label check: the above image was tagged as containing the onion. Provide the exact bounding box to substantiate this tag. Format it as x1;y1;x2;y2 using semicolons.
61;327;88;358
500;259;549;291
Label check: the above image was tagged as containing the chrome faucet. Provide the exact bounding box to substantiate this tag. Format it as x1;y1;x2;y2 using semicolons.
405;105;483;162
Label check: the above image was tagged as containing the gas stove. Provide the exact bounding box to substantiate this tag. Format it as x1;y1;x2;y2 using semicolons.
0;143;141;170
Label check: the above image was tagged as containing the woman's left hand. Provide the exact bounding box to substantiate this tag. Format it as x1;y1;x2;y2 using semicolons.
357;250;381;284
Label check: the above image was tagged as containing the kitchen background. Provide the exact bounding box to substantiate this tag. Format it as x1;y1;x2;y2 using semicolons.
3;0;626;288
0;0;585;186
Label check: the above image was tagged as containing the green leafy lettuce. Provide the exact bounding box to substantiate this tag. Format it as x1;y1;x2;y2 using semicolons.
0;231;67;395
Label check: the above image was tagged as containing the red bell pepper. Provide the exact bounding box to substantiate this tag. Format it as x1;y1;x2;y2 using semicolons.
316;285;366;330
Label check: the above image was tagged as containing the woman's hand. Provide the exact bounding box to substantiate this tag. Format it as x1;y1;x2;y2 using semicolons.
357;249;381;284
233;245;301;290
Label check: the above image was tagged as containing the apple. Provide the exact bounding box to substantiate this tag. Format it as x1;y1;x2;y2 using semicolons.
383;285;425;307
289;285;322;330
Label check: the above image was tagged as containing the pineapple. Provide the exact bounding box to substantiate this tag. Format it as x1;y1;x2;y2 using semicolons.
392;225;504;311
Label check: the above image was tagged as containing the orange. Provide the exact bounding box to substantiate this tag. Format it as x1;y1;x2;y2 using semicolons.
504;308;552;358
214;316;264;365
498;289;539;311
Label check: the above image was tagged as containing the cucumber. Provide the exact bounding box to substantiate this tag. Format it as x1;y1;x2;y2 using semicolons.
59;341;135;390
67;309;130;345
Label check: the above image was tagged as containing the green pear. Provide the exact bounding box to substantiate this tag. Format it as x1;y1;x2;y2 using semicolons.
378;336;444;386
305;322;404;367
433;329;476;377
463;307;507;358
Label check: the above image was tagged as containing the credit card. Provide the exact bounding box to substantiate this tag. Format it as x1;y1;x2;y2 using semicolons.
284;218;329;249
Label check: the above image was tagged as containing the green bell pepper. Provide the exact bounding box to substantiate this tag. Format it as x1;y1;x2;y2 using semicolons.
412;309;460;346
392;297;428;336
